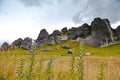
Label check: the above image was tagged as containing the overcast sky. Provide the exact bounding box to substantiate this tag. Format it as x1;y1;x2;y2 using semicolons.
0;0;120;45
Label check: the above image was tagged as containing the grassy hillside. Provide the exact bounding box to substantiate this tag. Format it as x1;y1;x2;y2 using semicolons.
0;40;120;80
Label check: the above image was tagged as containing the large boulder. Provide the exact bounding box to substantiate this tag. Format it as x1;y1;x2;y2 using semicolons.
52;30;61;36
68;23;91;40
47;35;55;45
21;37;32;50
61;27;68;33
68;27;79;40
51;30;62;44
78;23;91;38
85;18;114;47
36;29;49;47
10;38;23;50
54;36;61;44
115;26;120;40
0;42;9;51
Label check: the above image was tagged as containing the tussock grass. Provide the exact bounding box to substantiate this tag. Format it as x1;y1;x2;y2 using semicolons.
0;40;120;80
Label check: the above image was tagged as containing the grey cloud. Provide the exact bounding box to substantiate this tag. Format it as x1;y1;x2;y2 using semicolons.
73;0;120;24
18;0;54;7
18;0;120;24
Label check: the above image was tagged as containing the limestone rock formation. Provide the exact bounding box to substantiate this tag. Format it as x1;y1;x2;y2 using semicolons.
61;27;68;33
36;29;49;47
85;18;114;47
52;30;61;36
68;23;91;40
0;42;9;51
21;37;32;50
115;26;120;40
47;35;55;45
10;38;23;50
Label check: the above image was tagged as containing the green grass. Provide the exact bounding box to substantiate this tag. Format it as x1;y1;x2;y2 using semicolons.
0;40;120;57
0;40;120;80
85;44;120;56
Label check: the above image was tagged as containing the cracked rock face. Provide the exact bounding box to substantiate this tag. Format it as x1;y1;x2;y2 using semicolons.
85;18;114;47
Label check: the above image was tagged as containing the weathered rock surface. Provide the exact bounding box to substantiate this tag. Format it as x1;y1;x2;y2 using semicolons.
47;35;55;45
85;18;114;47
0;42;9;51
36;29;49;47
10;38;23;50
62;44;70;49
1;17;119;51
68;23;91;40
115;26;120;40
51;30;62;44
21;37;32;50
67;49;73;54
52;30;61;36
54;36;61;44
61;27;68;33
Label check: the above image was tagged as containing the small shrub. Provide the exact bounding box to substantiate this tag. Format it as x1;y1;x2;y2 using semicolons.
44;56;54;80
26;44;37;80
77;40;85;80
16;58;25;79
98;61;105;80
70;54;75;80
35;53;43;80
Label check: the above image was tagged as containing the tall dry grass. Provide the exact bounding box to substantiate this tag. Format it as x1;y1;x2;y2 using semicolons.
0;52;120;80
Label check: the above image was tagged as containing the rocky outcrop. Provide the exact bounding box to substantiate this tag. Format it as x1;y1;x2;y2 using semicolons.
0;42;9;51
54;36;61;44
47;35;55;45
78;23;91;38
115;26;120;40
51;30;62;44
21;37;32;50
10;38;23;50
36;29;49;47
1;17;119;51
61;27;68;33
68;23;91;40
52;30;61;36
85;18;114;47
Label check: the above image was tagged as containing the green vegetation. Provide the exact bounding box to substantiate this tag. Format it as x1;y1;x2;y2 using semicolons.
77;40;85;80
16;58;25;79
98;61;105;80
0;40;120;80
